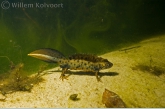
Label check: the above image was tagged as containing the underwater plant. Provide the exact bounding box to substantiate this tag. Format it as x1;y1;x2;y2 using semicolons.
131;56;165;76
132;64;164;76
0;56;45;95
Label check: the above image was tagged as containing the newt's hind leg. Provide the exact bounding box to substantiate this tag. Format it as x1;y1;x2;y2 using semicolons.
95;71;102;82
60;68;70;81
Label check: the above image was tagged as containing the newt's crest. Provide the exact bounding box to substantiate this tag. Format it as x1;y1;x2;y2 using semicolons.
28;48;113;82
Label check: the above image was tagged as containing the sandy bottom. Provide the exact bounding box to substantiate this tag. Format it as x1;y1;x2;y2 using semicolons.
0;35;165;108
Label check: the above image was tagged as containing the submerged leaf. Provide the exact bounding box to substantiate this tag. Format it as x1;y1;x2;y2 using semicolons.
102;88;126;108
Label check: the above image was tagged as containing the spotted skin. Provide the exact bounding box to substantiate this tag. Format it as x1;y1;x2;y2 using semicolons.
56;54;113;81
28;48;113;81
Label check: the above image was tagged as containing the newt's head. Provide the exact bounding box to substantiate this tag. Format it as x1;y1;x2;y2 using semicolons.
99;59;113;70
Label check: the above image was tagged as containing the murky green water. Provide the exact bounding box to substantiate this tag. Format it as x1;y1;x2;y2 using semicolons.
1;0;165;74
0;1;165;107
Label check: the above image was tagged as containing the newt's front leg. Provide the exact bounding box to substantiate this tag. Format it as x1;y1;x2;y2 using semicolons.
60;68;69;81
95;71;102;82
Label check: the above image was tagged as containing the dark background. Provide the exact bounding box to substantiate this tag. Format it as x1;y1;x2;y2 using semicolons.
0;0;165;74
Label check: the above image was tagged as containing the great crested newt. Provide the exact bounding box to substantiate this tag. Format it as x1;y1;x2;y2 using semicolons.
28;48;113;81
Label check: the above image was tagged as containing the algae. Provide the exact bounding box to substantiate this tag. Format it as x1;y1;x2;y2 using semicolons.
132;56;165;76
0;57;45;95
132;64;164;76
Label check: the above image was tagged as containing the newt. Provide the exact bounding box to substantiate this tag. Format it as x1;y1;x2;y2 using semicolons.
28;48;113;81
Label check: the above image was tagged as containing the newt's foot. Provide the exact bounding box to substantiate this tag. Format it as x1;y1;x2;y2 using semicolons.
96;77;102;82
95;72;102;82
59;74;69;81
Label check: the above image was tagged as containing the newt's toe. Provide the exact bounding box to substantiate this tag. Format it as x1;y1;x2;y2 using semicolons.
60;74;69;81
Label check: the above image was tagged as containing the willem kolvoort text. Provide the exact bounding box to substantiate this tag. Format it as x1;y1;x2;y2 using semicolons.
11;2;63;8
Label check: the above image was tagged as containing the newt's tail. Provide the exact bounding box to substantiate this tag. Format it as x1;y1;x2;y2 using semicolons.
28;48;65;63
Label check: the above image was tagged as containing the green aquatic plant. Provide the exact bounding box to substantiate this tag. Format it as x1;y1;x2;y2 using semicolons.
0;58;45;95
132;64;164;76
132;56;165;76
0;56;15;69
